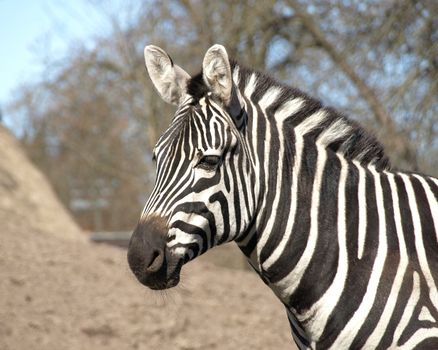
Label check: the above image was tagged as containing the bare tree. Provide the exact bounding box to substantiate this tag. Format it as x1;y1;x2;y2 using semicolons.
6;0;437;231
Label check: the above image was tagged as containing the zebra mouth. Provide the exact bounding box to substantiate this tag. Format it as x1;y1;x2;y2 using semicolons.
137;255;183;290
148;274;180;290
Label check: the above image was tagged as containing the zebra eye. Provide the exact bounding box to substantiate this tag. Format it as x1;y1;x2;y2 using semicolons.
197;155;221;170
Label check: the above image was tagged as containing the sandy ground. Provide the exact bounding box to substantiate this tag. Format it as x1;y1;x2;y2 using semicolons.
0;227;294;350
0;126;296;350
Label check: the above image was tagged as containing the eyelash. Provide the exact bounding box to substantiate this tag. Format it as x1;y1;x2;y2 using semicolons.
196;155;221;171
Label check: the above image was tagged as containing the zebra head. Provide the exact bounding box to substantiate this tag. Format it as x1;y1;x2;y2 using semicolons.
127;45;254;290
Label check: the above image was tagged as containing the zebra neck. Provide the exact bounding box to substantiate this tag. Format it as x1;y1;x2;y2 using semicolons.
237;146;361;347
231;62;389;171
236;143;352;346
232;62;390;279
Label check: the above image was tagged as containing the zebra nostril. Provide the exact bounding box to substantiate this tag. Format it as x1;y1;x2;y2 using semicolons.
146;249;164;272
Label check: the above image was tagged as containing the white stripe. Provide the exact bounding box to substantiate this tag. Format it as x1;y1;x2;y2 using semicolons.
239;146;256;226
196;107;208;146
249;102;260;245
391;272;421;347
162;174;197;216
261;99;305;270
263;132;303;271
268;111;330;296
275;98;305;122
418;306;435;322
300;155;349;340
401;174;438;311
256;135;284;266
362;173;409;348
258;87;282;111
244;73;257;98
145;146;188;213
168;211;210;246
256;87;283;268
158;159;192;213
225;154;239;242
396;327;438;349
295;109;327;136
168;215;207;251
316;119;351;146
209;197;226;246
273;145;327;301
209;119;218;149
329;167;388;349
232;65;240;86
356;162;367;259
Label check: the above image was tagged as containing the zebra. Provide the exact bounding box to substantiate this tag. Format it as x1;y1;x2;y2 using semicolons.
127;44;438;349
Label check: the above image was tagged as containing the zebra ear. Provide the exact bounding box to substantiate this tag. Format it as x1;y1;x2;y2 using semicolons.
144;45;190;105
203;44;244;119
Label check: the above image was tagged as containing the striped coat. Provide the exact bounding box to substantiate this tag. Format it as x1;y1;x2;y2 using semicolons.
127;44;438;349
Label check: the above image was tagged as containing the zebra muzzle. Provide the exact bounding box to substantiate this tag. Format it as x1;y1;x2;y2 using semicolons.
127;216;181;290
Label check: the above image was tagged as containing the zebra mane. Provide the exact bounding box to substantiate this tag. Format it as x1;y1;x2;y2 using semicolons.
186;61;391;171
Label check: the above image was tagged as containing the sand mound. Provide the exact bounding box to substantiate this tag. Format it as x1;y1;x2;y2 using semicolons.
0;126;83;241
0;126;294;349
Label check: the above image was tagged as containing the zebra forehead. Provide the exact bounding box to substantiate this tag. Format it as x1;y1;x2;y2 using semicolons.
155;101;228;153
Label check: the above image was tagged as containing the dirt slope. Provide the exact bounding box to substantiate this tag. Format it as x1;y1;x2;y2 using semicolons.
0;126;83;242
0;126;295;350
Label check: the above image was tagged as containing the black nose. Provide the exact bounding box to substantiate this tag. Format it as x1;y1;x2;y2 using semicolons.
127;216;168;286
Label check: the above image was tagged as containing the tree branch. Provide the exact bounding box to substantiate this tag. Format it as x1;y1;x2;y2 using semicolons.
287;0;418;168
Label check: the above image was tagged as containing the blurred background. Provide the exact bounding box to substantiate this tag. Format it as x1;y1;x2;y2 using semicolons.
2;0;437;233
0;1;437;349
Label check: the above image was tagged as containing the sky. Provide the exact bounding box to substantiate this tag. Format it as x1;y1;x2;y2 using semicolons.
0;0;116;125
